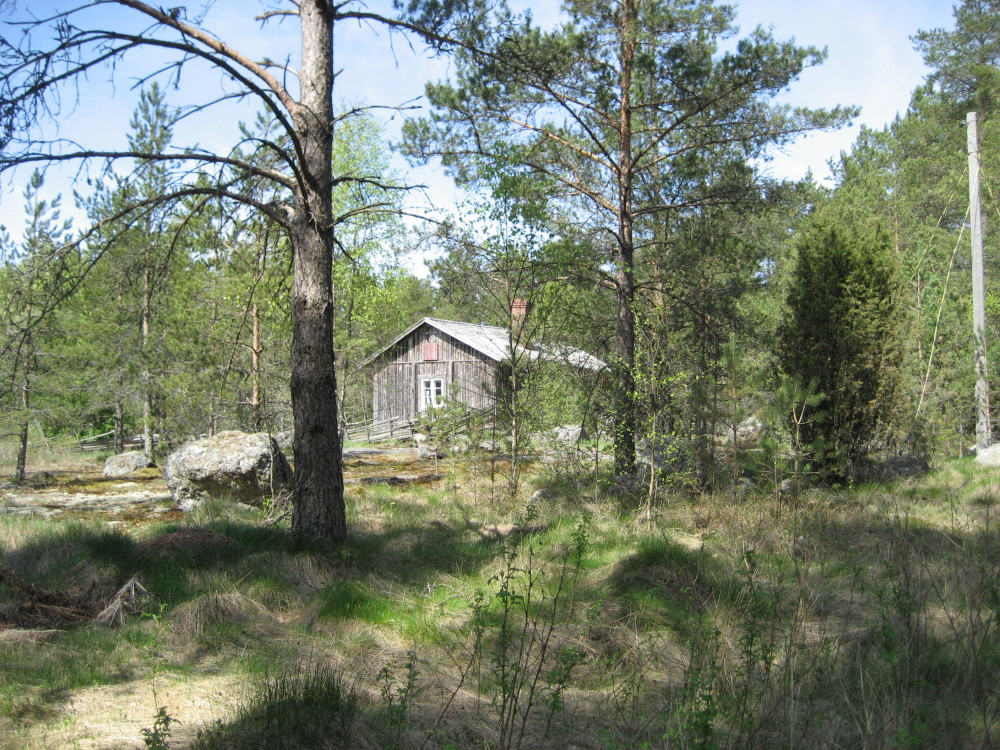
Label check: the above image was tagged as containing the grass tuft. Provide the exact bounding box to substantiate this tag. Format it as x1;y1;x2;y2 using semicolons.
171;591;279;642
192;663;360;750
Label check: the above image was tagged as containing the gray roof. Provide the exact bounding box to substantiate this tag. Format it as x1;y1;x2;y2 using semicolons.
367;317;607;372
426;317;514;362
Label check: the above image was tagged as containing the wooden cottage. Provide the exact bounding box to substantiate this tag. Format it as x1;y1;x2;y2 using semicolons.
363;317;605;435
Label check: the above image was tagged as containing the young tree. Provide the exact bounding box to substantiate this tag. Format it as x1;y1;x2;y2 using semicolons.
821;0;1000;454
0;172;73;481
329;108;410;426
404;0;854;476
779;212;904;474
76;83;181;456
0;1;478;543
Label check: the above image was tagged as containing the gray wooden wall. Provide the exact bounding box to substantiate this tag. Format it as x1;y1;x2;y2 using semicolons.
371;326;497;423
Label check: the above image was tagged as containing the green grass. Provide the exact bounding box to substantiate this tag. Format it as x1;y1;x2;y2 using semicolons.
0;622;161;722
316;580;399;624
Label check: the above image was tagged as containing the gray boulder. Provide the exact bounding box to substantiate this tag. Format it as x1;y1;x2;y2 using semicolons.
551;425;586;443
733;415;766;445
103;451;155;477
881;454;931;478
531;425;587;451
976;443;1000;467
163;431;293;511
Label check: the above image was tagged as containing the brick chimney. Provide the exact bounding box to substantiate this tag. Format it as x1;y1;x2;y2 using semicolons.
511;298;531;347
512;297;529;326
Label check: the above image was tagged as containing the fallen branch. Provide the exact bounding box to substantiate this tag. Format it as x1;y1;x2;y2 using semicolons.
0;567;150;629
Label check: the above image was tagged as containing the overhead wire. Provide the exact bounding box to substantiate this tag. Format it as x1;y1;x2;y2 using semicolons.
917;205;969;415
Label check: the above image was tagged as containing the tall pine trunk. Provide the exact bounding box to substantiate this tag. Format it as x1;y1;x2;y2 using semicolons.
141;264;154;457
15;307;33;483
114;399;124;454
251;302;263;431
613;0;638;478
15;362;29;483
290;0;346;544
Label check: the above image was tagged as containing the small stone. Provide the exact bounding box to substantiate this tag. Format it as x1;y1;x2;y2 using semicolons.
778;478;806;496
418;443;445;459
528;489;552;503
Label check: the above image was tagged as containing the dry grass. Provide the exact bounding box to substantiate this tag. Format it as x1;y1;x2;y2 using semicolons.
171;591;280;641
2;454;1000;748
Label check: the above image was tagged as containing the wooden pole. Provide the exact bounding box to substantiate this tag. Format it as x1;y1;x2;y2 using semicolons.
968;111;991;448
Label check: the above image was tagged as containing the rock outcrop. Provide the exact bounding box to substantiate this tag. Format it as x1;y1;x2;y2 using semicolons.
975;444;1000;467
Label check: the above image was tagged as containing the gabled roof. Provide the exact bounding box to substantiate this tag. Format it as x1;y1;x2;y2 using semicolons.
425;317;514;362
364;317;607;372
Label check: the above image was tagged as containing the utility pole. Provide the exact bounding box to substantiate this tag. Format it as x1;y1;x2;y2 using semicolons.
968;111;991;449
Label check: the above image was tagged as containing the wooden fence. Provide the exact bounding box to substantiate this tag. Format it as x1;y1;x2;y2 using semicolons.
345;406;495;444
78;430;153;453
344;416;416;443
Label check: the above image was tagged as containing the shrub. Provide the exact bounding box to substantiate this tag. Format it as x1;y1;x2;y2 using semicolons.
779;212;903;474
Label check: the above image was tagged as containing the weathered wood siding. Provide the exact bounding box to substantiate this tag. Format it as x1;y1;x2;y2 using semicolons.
372;325;498;423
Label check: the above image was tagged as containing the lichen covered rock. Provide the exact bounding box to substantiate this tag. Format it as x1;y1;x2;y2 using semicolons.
103;451;155;477
163;431;292;511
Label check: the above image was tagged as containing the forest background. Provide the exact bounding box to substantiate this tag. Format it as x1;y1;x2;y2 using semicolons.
0;0;997;493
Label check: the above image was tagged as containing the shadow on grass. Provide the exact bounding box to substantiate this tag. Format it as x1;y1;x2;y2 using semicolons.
0;510;514;622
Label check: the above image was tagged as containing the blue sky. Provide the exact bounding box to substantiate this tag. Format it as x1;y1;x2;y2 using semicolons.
0;0;960;260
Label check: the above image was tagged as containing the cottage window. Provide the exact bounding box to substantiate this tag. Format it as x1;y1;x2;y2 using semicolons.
422;341;439;361
421;378;445;410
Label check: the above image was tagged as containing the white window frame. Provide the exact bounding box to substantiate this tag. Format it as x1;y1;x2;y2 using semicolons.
421;377;445;410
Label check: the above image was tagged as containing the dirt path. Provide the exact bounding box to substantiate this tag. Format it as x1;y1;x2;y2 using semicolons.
3;672;241;749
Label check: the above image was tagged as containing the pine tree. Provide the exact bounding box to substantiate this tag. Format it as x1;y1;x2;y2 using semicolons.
404;0;854;477
0;172;74;481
